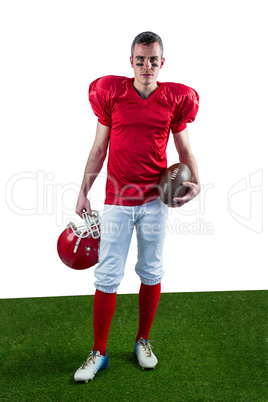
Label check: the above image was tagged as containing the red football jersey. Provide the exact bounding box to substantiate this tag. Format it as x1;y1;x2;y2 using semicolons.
88;75;199;206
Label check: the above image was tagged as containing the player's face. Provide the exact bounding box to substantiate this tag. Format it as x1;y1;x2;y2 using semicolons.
130;42;165;87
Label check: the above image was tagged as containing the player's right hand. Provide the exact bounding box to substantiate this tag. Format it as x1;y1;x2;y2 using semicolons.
75;192;92;218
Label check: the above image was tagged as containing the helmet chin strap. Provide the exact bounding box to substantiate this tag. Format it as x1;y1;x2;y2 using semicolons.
73;237;82;254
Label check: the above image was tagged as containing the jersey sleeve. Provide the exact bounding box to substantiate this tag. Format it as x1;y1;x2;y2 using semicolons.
88;77;112;127
170;87;199;134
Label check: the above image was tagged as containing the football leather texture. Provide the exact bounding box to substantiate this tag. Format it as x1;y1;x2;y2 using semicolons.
158;163;191;206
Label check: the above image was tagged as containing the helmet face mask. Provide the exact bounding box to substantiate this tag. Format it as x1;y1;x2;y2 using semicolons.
68;211;101;240
57;211;101;270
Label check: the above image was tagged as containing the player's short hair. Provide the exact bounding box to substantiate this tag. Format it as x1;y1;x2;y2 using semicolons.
131;31;164;59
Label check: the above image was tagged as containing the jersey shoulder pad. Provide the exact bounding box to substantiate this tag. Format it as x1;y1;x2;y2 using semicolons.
163;82;198;103
90;75;128;98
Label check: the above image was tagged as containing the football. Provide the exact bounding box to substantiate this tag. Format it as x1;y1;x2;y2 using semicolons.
158;163;191;206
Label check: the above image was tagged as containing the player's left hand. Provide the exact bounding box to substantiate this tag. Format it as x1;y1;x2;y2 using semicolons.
171;181;200;207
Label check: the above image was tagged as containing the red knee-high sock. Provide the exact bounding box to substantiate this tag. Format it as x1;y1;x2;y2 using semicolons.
93;289;117;356
136;283;161;342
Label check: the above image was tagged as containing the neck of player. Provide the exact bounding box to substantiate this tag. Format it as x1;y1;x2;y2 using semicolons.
133;79;159;100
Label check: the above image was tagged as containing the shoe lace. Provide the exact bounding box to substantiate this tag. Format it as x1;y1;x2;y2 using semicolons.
139;338;153;357
81;351;98;368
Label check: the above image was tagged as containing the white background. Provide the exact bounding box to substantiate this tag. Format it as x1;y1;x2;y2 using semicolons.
1;0;267;299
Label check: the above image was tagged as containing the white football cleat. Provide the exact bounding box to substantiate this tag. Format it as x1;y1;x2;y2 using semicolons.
134;338;158;369
74;351;108;382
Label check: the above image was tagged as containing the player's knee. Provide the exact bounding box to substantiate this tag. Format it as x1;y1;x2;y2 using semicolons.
135;261;164;284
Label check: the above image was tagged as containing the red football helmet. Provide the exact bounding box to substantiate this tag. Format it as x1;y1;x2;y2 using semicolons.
57;211;101;270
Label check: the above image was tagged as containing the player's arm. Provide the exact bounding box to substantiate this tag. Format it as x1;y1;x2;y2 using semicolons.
75;122;110;217
173;127;200;207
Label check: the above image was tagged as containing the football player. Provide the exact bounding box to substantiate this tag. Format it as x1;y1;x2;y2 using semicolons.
74;31;200;382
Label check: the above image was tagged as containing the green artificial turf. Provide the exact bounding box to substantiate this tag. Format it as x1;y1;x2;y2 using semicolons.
0;291;267;401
